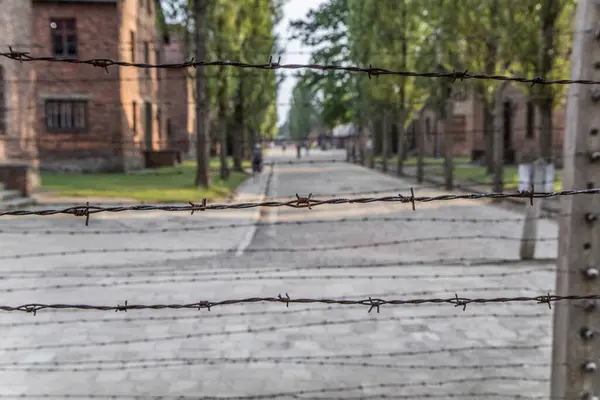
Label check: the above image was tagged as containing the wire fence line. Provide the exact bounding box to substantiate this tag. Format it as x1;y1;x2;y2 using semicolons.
0;378;554;400
0;292;587;316
0;293;553;327
0;213;558;235
0;311;552;352
0;50;596;86
1;188;597;221
0;235;558;261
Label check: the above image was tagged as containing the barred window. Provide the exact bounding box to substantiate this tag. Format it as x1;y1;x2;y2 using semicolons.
45;100;88;132
50;18;77;57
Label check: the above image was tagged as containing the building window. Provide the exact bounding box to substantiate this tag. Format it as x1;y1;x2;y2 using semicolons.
425;117;431;136
130;31;136;62
0;66;5;135
45;100;87;132
50;18;77;57
132;102;137;133
526;100;535;139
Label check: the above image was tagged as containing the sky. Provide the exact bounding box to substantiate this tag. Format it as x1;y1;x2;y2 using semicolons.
275;0;326;127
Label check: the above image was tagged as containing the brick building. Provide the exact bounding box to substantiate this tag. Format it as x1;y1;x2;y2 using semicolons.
162;27;191;155
29;0;169;172
408;84;567;165
0;0;40;194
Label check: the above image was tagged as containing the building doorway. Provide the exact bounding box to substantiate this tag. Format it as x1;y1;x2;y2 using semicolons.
144;102;152;151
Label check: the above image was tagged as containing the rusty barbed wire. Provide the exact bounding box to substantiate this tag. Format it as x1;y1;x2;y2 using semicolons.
0;255;558;280
0;286;552;328
2;188;598;220
0;356;555;373
0;266;562;294
0;213;558;235
0;292;590;317
0;50;595;86
0;378;552;399
0;311;551;356
0;234;558;262
0;393;556;400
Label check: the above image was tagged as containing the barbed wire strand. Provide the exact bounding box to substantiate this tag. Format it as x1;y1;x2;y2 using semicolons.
0;267;562;294
0;292;590;317
0;357;556;373
0;312;552;358
0;213;558;235
2;188;598;221
0;234;558;261
0;289;552;327
0;51;595;86
0;377;552;399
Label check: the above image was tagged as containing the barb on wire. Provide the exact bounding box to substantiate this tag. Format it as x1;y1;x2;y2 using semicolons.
0;293;594;315
2;188;599;219
0;213;559;235
0;356;555;373
0;50;597;86
0;234;559;262
0;290;551;327
0;266;562;294
0;377;552;399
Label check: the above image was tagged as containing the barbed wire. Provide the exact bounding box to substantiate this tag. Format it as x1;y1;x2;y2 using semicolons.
0;292;588;317
0;235;558;262
1;188;597;220
0;287;552;327
0;311;552;356
0;213;558;235
0;393;556;400
0;51;594;86
0;377;552;399
2;255;554;275
0;356;555;373
0;266;561;294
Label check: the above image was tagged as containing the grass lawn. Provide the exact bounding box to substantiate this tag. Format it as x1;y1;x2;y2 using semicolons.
40;158;251;203
425;164;563;191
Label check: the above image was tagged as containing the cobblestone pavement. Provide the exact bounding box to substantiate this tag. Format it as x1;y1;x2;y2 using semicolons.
0;149;559;399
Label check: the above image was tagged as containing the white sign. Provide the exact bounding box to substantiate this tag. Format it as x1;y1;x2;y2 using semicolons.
518;164;532;192
518;161;555;193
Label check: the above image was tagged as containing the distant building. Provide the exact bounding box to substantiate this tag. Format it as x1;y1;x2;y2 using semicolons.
331;123;356;149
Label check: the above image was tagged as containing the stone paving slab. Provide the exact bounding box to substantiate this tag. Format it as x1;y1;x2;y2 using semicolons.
0;150;560;399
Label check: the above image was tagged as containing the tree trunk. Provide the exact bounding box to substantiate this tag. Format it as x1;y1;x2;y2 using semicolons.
539;98;553;162
538;0;559;163
382;109;389;173
216;15;229;180
483;97;494;173
417;114;424;184
396;111;406;176
233;79;244;172
443;94;454;190
397;0;407;175
194;0;211;188
484;0;499;173
218;88;229;180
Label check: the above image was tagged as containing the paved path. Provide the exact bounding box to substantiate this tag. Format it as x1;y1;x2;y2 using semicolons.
0;149;560;399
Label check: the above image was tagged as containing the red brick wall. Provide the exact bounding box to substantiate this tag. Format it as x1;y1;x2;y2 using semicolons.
119;0;164;170
163;33;190;154
0;0;38;170
32;1;123;172
469;83;567;165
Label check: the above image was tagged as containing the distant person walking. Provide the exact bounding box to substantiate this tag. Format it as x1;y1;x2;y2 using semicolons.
252;144;263;182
